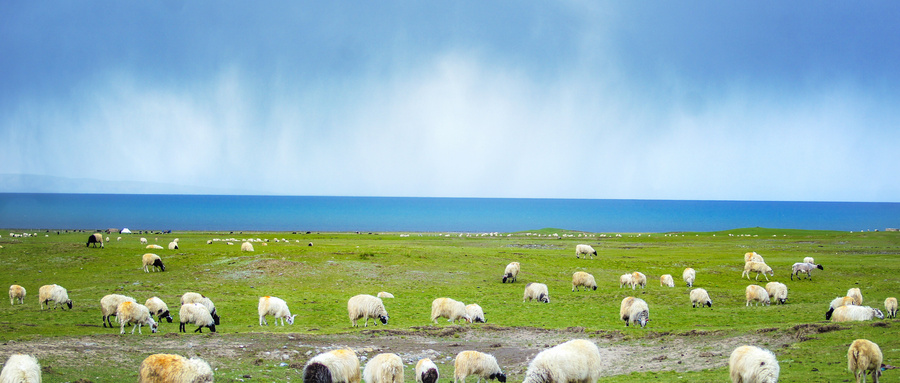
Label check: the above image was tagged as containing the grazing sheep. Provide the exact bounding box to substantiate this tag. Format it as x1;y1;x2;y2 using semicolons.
575;244;597;260
885;297;897;319
847;288;864;306
521;339;602;383
138;354;214;383
241;241;254;252
140;237;148;244
178;303;216;333
803;256;815;264
745;285;770;306
729;345;779;383
660;274;674;287
415;358;439;383
167;241;178;250
690;288;713;308
453;351;507;383
142;253;166;272
117;236;122;241
744;252;765;263
742;262;774;281
630;272;646;290
619;297;650;328
147;244;164;249
180;293;220;325
117;301;158;335
145;297;173;323
571;271;597;291
363;353;403;383
0;354;41;383
683;268;696;287
466;303;486;323
826;296;858;320
619;274;633;288
347;294;389;327
38;284;72;310
502;262;520;283
790;262;823;280
259;296;296;326
101;294;136;328
431;297;471;324
765;282;788;305
303;349;361;383
377;292;394;299
848;339;882;383
523;283;550;303
831;305;885;322
9;285;25;305
87;233;104;248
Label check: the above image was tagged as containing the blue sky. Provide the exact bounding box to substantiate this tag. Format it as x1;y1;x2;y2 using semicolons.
2;2;898;201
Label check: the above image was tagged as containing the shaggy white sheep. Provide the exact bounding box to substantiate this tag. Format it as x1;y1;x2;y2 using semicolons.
619;297;650;328
745;285;770;306
453;351;506;383
145;296;173;323
415;358;439;383
826;296;858;320
303;349;361;383
377;292;395;299
683;268;696;287
431;297;471;324
690;288;712;308
0;354;41;383
523;283;550;303
168;241;178;250
180;293;220;325
790;262;823;280
100;294;136;328
571;271;597;291
831;305;885;322
146;244;164;249
744;252;765;263
117;301;158;335
847;339;882;383
575;244;597;260
142;253;166;272
502;262;520;283
619;274;633;289
630;272;646;290
847;288;864;306
38;284;72;310
765;282;788;305
729;345;779;383
140;237;148;244
347;294;389;327
138;354;214;383
179;303;216;333
362;353;403;383
9;284;25;305
240;241;254;252
521;339;602;383
466;303;486;323
259;296;296;326
660;274;674;288
87;233;104;248
742;262;774;281
803;256;815;264
885;297;898;319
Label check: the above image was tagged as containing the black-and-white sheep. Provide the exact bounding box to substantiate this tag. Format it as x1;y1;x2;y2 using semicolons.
848;339;882;383
831;305;885;322
521;339;602;383
347;294;389;327
180;292;220;325
303;349;361;383
575;244;597;260
523;283;550;303
415;358;439;383
619;297;649;328
9;284;25;305
38;284;72;310
466;303;486;323
362;353;403;383
142;253;166;272
145;296;173;323
765;282;788;305
100;294;136;328
790;262;823;280
502;262;520;283
0;354;41;383
690;288;712;308
683;268;696;287
117;301;158;335
259;296;296;326
86;233;104;248
138;354;214;383
571;271;597;291
728;345;779;383
178;303;216;333
453;351;506;383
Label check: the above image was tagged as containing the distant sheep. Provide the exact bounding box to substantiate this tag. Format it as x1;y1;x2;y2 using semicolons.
619;297;650;328
575;244;597;260
466;303;486;323
619;274;633;289
826;296;858;320
745;285;770;306
146;244;164;249
523;283;550;303
179;303;216;333
347;294;389;327
138;354;214;383
765;282;788;305
259;296;296;326
117;301;158;335
38;284;72;310
690;288;712;308
431;297;470;324
803;256;815;264
502;262;520;283
140;237;148;244
744;252;764;263
9;285;25;305
362;353;403;383
303;349;361;383
683;268;696;287
241;241;254;252
0;354;41;383
742;262;774;281
87;233;104;248
142;253;166;272
847;288;864;306
660;274;674;288
145;296;173;323
101;294;136;328
790;262;823;280
729;345;779;383
168;241;178;250
630;272;646;290
415;358;439;383
453;351;506;383
521;339;602;383
377;292;394;299
831;305;884;322
572;271;597;291
847;339;882;383
885;297;897;319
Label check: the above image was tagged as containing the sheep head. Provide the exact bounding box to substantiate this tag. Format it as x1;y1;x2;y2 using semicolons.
874;308;885;319
153;259;165;271
817;264;824;270
379;315;389;325
637;311;649;328
705;300;713;308
490;372;507;383
66;300;73;309
150;320;159;333
538;293;549;303
286;315;297;325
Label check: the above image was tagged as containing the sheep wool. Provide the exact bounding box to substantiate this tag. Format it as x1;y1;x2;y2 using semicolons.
179;303;216;333
140;238;148;244
100;294;136;328
826;296;858;320
630;272;647;290
847;288;864;306
847;339;882;383
744;252;764;263
347;294;389;327
502;262;520;283
619;274;633;289
729;345;779;383
167;241;178;250
619;297;650;328
259;296;296;326
9;285;26;305
117;301;158;335
742;262;774;281
765;282;788;305
831;305;885;322
745;285;770;306
522;339;602;383
690;288;712;308
885;297;898;319
0;354;41;383
142;253;166;272
38;284;72;310
803;256;815;264
362;353;403;383
146;244;164;249
376;292;395;299
523;283;550;303
453;351;506;383
465;303;486;323
181;293;219;325
145;297;173;323
660;274;674;288
304;349;361;383
138;354;214;383
241;241;254;252
415;358;439;383
571;271;597;291
431;297;470;324
682;268;696;287
575;244;597;260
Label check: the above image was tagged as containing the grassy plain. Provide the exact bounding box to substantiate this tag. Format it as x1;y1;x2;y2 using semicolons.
0;228;898;382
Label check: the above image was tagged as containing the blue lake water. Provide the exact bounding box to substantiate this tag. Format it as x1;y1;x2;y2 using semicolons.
0;193;897;232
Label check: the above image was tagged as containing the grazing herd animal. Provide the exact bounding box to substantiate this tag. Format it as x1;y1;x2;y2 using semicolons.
745;285;771;306
574;244;597;259
630;271;647;289
619;297;650;328
502;262;520;283
86;233;104;248
100;294;136;328
303;349;361;383
178;303;217;333
347;294;389;327
453;351;506;383
117;301;158;334
9;284;25;305
690;288;713;308
765;282;788;305
885;297;898;319
145;296;173;323
38;284;72;310
523;283;550;303
683;268;696;287
831;305;885;322
660;274;674;287
465;303;486;323
431;297;471;324
742;262;774;281
791;262;824;280
138;354;214;383
571;271;597;291
362;353;403;383
415;358;439;383
521;339;602;383
258;296;296;326
729;345;780;383
847;339;882;383
0;354;42;383
142;253;166;272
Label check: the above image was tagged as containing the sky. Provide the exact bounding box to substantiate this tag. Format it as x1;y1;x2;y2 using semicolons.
1;2;898;202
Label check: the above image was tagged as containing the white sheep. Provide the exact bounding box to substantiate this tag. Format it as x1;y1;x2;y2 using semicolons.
0;354;41;383
847;339;882;383
258;296;296;326
690;288;712;308
744;252;765;263
683;268;696;287
729;345;779;383
146;244;164;249
415;358;439;383
803;256;815;264
303;349;361;383
521;339;602;383
241;241;254;252
742;262;774;281
140;237;148;244
523;283;550;303
179;303;216;333
765;282;788;305
619;274;633;288
347;294;389;327
38;284;72;310
630;272;646;290
377;292;395;299
180;292;220;325
466;303;486;323
745;285;770;306
660;274;674;288
138;354;214;383
453;351;506;383
502;262;520;283
790;262;823;280
847;288;864;306
831;305;885;322
168;241;178;250
100;294;136;328
619;297;650;328
142;253;166;272
575;244;597;260
87;233;104;248
826;296;858;320
431;297;471;324
117;301;158;335
9;284;25;305
145;296;173;323
885;297;897;319
571;271;597;291
362;353;403;383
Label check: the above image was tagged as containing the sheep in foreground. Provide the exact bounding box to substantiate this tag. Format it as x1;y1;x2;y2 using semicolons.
167;241;178;250
885;297;897;319
348;294;389;327
415;358;439;383
742;262;774;281
178;303;216;333
146;244;164;249
745;285;770;306
619;297;650;328
619;274;633;288
9;285;25;305
523;283;550;303
831;305;884;322
453;351;507;383
117;301;158;335
87;233;104;248
377;292;394;298
180;293;220;325
729;345;779;383
790;262;823;280
660;274;674;287
848;288;864;306
826;296;858;320
683;268;696;287
431;297;471;324
100;294;136;328
145;297;173;323
38;284;72;310
138;354;214;383
804;256;815;264
502;262;520;283
240;241;254;252
363;353;403;383
848;339;882;383
303;349;361;383
765;282;788;305
142;253;166;272
521;339;602;383
575;244;597;259
571;271;597;291
630;272;646;290
690;288;712;308
744;252;765;263
259;296;296;326
466;303;486;323
0;354;41;383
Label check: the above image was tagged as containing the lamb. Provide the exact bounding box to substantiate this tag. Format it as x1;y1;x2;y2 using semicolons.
376;292;394;298
86;233;104;248
619;297;650;328
145;297;173;323
765;282;788;305
575;244;597;260
831;305;885;322
803;256;815;264
138;354;214;383
453;351;507;383
619;274;633;288
347;294;389;327
571;271;597;291
790;262;823;280
466;303;486;323
178;303;216;333
502;262;520;283
847;339;882;383
147;244;164;249
745;285;770;306
847;288;864;306
690;288;712;308
630;272;646;290
826;296;858;320
241;241;254;252
142;253;166;272
0;354;41;383
523;283;550;303
362;353;403;383
521;339;602;383
683;268;696;287
742;262;774;281
38;284;72;310
100;294;136;328
117;301;158;334
303;349;361;383
885;297;897;319
167;241;178;250
431;297;471;324
660;274;674;287
744;252;764;263
729;345;779;383
180;292;220;325
9;284;25;305
415;358;439;383
259;296;296;326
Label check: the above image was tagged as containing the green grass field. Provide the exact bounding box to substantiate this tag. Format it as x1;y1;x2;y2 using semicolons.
0;228;897;382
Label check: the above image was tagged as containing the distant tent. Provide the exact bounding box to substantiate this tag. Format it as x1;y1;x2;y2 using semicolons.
121;228;132;234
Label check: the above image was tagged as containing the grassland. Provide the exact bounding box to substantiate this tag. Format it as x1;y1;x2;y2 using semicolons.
0;227;898;382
